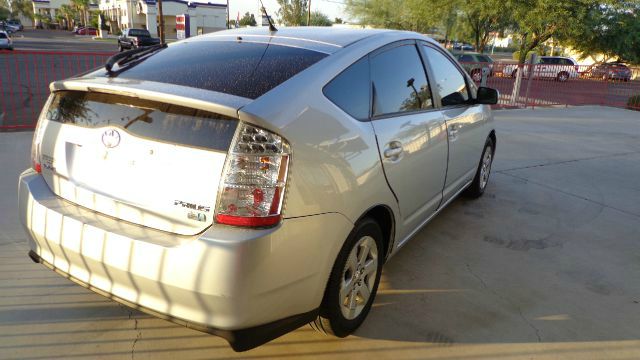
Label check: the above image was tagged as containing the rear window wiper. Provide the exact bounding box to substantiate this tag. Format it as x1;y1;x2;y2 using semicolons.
105;43;167;74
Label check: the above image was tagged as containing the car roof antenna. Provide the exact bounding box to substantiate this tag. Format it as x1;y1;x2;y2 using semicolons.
259;0;277;32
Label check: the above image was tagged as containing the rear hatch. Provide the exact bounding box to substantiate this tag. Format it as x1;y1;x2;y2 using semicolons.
38;87;241;235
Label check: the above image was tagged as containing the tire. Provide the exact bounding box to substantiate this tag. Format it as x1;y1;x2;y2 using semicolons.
557;71;569;82
511;69;518;78
311;218;384;337
464;137;495;199
471;69;482;82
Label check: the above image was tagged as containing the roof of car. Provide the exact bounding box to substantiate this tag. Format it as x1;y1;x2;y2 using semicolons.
200;27;392;52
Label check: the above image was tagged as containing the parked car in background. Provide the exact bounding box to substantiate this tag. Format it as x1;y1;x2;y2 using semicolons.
453;42;475;51
0;31;13;50
505;56;579;82
6;19;23;31
455;53;494;82
77;27;97;36
20;28;498;352
0;21;18;34
586;62;632;82
117;28;160;51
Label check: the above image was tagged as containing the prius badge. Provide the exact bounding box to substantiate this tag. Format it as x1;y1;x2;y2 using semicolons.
102;129;121;148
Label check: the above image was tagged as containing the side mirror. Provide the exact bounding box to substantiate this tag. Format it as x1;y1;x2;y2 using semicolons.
476;87;499;105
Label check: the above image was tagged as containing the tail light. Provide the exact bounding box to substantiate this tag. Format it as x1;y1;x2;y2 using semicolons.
30;114;45;173
215;122;290;227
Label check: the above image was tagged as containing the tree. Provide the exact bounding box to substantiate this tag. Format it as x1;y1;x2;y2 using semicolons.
276;0;308;26
10;0;34;19
238;12;257;26
310;10;331;26
568;1;640;64
462;0;512;53
59;4;77;29
344;0;458;33
71;0;89;26
508;0;600;63
334;17;343;24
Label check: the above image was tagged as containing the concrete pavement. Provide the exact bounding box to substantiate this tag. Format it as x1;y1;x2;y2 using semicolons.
1;106;639;359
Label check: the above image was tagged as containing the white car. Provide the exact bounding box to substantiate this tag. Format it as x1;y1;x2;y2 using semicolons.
0;31;13;50
506;56;579;82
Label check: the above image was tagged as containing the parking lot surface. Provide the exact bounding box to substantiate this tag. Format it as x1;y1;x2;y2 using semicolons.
1;106;639;359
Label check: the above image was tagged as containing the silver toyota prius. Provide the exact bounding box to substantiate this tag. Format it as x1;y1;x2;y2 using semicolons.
19;27;498;351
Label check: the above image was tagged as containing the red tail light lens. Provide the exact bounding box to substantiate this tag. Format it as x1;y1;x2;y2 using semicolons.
215;123;290;227
31;112;46;173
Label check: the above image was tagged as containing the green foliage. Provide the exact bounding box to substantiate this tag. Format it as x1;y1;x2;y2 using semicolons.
276;0;308;26
567;1;640;64
0;6;10;21
344;0;457;33
238;12;257;26
512;50;538;61
628;95;640;110
461;0;513;53
10;0;33;19
310;11;331;26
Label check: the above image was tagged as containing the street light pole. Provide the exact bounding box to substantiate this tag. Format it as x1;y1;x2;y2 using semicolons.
226;0;229;28
158;0;165;44
307;0;311;26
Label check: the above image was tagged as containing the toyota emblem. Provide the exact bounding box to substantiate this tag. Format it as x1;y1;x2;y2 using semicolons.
102;129;121;148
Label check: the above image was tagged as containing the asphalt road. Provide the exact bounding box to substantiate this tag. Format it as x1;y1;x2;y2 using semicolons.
8;29;117;52
1;106;640;359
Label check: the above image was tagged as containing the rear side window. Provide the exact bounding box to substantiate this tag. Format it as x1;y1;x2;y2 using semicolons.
108;41;328;100
129;29;150;37
422;46;470;107
0;33;7;39
46;91;238;151
323;57;370;120
370;44;433;117
459;54;474;62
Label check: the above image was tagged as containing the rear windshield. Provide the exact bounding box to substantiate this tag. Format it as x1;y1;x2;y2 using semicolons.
102;40;328;99
129;29;150;37
46;91;238;151
0;33;7;39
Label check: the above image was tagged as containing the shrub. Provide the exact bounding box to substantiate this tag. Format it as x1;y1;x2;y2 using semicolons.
512;50;538;62
627;95;640;110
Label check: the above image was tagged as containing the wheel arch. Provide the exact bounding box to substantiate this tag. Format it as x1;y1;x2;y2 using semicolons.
355;204;396;262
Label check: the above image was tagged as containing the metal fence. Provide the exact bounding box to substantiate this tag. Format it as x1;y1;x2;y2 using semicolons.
460;62;640;110
0;50;113;131
1;50;639;131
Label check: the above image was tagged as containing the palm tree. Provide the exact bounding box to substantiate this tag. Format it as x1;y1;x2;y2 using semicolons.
71;0;89;26
59;4;76;29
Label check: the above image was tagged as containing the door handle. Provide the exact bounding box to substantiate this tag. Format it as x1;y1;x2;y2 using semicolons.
383;141;403;159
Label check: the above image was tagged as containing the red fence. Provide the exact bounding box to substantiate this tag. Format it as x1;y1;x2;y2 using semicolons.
460;62;640;110
0;50;113;131
1;51;639;131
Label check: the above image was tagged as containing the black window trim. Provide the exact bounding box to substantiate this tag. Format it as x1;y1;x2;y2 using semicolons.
418;41;477;110
368;39;439;121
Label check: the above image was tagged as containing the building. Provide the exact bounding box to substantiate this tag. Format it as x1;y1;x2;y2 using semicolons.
100;0;226;39
32;0;99;28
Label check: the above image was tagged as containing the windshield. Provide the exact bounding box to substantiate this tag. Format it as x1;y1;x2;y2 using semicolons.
129;29;150;37
90;40;328;100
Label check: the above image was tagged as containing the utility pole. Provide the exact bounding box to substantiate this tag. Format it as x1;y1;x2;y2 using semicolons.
307;0;311;26
226;0;229;28
158;0;165;44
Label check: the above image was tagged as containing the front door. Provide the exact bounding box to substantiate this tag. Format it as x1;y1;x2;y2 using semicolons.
421;44;487;202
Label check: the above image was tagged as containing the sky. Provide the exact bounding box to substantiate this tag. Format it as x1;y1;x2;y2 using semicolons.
224;0;349;24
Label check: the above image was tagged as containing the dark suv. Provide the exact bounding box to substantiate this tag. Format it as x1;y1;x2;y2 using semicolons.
118;28;160;51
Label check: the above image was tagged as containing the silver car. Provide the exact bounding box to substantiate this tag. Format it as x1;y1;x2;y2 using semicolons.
0;30;13;50
19;27;497;351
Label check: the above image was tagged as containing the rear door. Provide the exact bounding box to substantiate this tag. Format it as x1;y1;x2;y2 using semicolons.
420;43;486;202
368;41;448;232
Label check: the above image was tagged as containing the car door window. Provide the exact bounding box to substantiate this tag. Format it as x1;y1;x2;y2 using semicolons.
323;57;370;121
422;45;470;107
370;43;433;117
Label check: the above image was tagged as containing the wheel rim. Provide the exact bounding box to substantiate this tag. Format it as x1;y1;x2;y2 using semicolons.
340;235;378;320
480;148;493;190
559;73;568;82
473;72;482;82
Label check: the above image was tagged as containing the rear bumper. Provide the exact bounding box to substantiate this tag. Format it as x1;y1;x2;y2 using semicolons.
19;169;352;349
